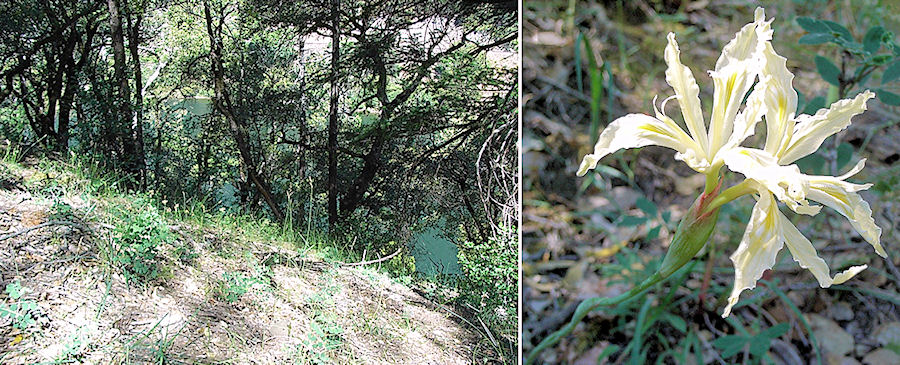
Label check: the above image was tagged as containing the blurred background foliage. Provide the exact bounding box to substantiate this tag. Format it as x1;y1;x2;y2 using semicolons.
523;0;900;363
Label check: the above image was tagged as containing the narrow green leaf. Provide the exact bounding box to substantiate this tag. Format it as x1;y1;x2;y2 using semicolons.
799;33;833;45
619;215;648;227
646;225;661;241
802;96;825;115
582;36;603;146
796;152;827;175
883;60;900;84
815;56;841;86
663;313;687;333
864;26;886;53
589;67;602;145
713;335;748;358
876;89;900;106
597;345;621;362
635;197;657;217
870;54;893;66
630;298;654;365
822;20;853;42
595;164;627;181
575;32;583;94
689;332;703;365
797;17;829;34
836;142;854;171
759;322;791;339
748;323;790;357
762;279;823;365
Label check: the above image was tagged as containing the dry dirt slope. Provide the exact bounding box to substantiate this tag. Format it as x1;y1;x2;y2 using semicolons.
0;160;481;364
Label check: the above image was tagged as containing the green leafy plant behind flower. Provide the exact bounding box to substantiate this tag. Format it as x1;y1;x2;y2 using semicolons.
797;15;900;107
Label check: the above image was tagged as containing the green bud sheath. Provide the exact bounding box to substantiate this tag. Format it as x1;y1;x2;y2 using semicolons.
658;181;722;278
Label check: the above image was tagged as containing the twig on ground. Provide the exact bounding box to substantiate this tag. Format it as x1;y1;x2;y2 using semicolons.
339;247;402;267
694;324;728;365
0;220;89;242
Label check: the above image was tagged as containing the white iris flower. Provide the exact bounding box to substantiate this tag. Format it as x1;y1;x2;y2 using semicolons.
577;8;772;181
718;39;883;317
576;7;885;318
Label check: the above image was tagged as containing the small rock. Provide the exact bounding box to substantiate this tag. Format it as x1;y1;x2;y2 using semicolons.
829;301;855;321
840;357;862;365
698;330;712;342
787;291;805;308
873;322;900;347
862;349;900;365
609;187;640;210
807;314;854;356
856;344;874;358
572;342;612;365
824;351;846;365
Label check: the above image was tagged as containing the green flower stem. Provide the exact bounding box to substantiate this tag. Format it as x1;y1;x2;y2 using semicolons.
703;164;722;195
524;271;666;365
702;180;755;215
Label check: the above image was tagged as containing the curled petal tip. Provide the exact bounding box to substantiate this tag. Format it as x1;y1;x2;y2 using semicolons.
576;156;597;177
831;265;867;285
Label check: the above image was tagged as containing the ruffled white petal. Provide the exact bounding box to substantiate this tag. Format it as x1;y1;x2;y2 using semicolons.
720;147;821;215
576;113;702;176
722;75;769;153
779;91;875;164
806;178;885;257
724;186;868;317
780;211;867;287
724;189;783;317
708;7;772;156
664;33;708;156
760;42;799;157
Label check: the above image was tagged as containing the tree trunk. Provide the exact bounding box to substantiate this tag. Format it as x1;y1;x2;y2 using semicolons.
57;21;98;152
327;0;340;230
127;9;145;187
107;0;139;181
203;0;284;222
340;129;385;217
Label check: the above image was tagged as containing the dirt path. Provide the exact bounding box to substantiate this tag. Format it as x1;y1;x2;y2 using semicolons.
0;162;479;364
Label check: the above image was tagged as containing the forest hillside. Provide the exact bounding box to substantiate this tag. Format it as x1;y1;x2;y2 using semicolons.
0;0;518;363
0;153;495;364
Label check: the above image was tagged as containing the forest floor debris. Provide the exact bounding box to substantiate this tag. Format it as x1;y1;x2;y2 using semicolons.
0;160;480;364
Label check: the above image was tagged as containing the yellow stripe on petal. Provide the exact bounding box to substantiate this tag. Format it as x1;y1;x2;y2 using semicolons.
780;91;875;164
721;76;769;155
724;190;783;317
708;8;772;156
577;114;703;176
807;180;885;257
759;42;798;157
664;33;708;156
